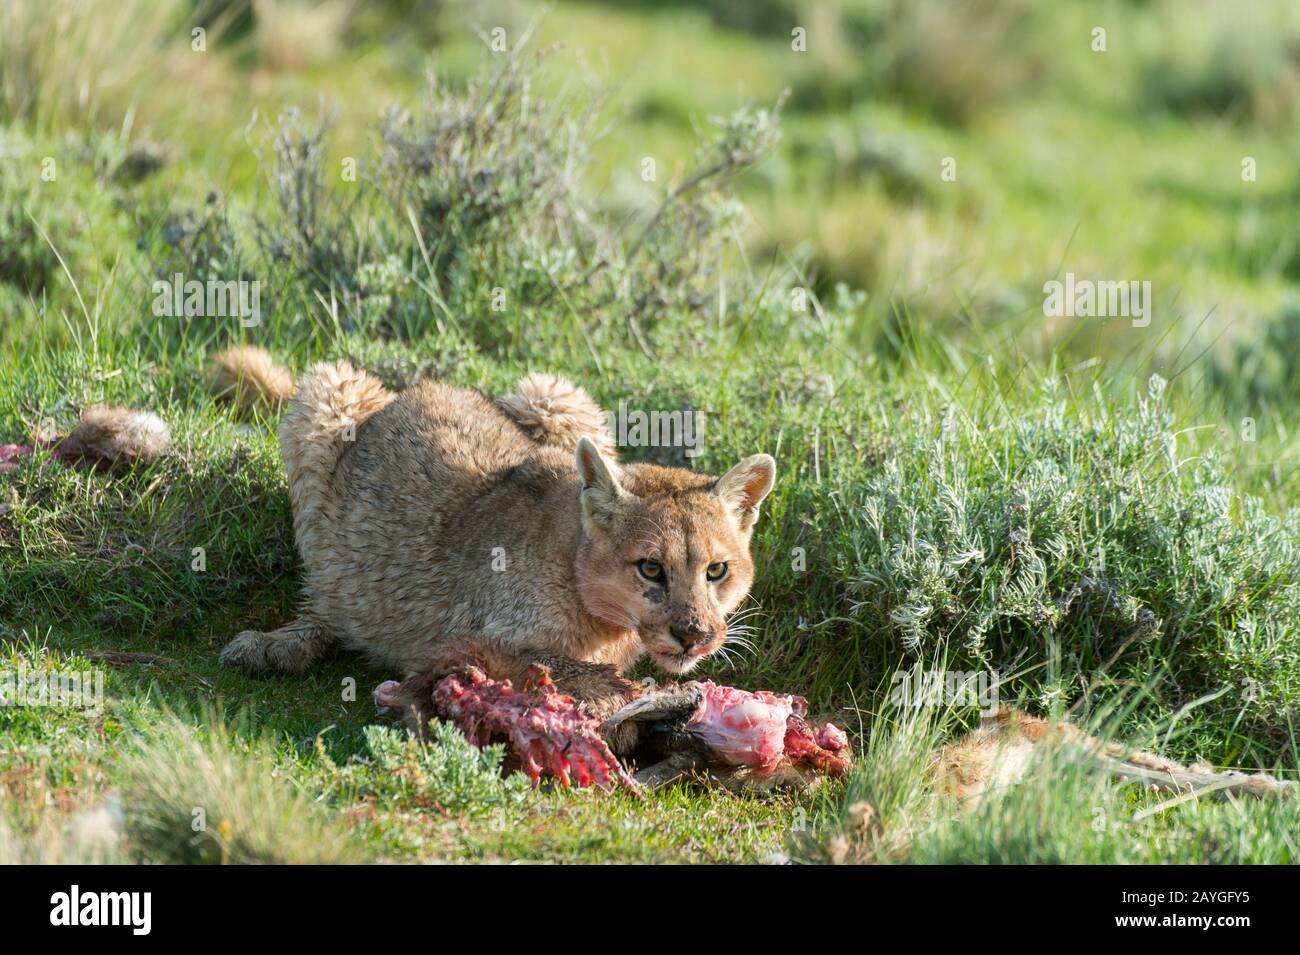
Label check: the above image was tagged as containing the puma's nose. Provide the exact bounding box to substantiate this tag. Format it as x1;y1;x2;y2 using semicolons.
671;625;708;651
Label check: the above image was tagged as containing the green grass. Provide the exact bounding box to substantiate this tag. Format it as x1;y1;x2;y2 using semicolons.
798;693;1300;865
1;0;1298;863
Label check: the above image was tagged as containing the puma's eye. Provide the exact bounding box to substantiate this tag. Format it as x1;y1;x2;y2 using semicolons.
637;560;664;582
706;562;728;581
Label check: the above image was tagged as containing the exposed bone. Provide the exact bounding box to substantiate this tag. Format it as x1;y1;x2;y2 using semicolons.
380;665;638;792
607;680;851;784
601;683;703;732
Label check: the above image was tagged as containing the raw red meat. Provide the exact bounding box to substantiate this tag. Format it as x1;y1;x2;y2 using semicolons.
377;666;635;792
686;681;793;771
782;717;852;778
817;722;849;751
375;669;851;793
686;681;851;778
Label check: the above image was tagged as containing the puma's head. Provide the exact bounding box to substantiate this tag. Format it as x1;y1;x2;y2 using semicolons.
572;437;776;675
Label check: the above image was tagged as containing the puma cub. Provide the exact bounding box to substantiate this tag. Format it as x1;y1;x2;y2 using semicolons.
214;348;775;748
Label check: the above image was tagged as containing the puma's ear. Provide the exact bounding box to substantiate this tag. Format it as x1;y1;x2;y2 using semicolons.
714;453;776;532
576;436;623;528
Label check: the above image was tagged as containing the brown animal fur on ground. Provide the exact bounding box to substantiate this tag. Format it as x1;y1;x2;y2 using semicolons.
55;407;171;469
212;346;776;753
0;407;171;473
932;707;1294;804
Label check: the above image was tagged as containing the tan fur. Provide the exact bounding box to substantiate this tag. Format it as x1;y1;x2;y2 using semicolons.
930;708;1050;803
218;353;776;751
931;707;1293;803
495;373;616;457
208;345;296;415
277;360;396;567
56;407;171;469
931;708;1160;803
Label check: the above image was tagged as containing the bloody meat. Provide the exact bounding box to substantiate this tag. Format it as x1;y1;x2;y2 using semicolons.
376;668;851;789
376;665;635;791
688;680;851;778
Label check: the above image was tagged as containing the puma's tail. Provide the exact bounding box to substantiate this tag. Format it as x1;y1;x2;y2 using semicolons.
208;345;296;415
497;373;616;458
208;345;393;571
279;360;394;560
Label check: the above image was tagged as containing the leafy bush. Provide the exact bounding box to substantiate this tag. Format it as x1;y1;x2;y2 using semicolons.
377;48;782;351
315;723;531;817
127;46;782;358
833;375;1300;742
252;108;369;311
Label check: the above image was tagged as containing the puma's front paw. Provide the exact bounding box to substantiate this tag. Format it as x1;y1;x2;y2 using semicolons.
218;630;271;671
217;619;332;674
